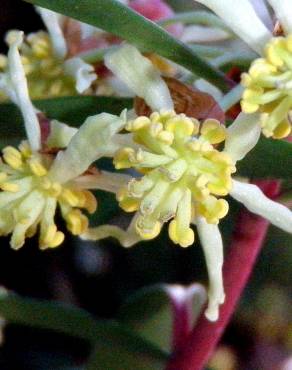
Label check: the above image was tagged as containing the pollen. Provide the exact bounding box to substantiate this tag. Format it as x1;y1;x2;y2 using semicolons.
114;111;235;247
0;142;97;250
0;31;76;100
241;35;292;139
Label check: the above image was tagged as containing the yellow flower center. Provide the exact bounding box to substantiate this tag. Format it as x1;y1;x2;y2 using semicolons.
0;31;76;100
0;142;97;250
241;35;292;139
114;110;235;247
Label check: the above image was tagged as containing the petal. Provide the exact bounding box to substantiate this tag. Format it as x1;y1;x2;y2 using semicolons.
196;216;225;322
181;25;230;43
230;179;292;234
46;120;78;149
5;31;41;151
224;112;261;163
80;22;102;40
36;7;67;58
267;0;292;35
73;170;132;193
250;0;273;30
195;0;272;54
48;111;127;183
64;57;97;93
82;214;142;248
104;44;173;111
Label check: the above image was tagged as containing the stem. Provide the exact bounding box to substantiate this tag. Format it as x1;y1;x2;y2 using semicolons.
167;180;280;370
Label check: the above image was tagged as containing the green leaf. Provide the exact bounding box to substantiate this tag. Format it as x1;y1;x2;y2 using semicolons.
0;290;168;364
24;0;229;92
117;284;206;353
118;285;173;353
86;343;165;370
237;138;292;180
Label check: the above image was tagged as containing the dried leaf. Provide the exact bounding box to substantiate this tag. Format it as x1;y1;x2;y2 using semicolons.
134;77;225;122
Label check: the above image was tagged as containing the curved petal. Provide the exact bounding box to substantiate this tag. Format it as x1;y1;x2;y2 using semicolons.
73;170;132;193
36;7;67;58
230;179;292;234
46;120;78;149
196;216;225;322
64;57;97;93
104;44;173;111
5;31;41;151
224;112;261;163
267;0;292;35
48;111;127;183
195;0;272;54
82;214;142;248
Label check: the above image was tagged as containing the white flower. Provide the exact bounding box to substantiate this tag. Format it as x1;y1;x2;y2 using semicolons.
82;44;292;322
0;31;128;250
195;0;292;138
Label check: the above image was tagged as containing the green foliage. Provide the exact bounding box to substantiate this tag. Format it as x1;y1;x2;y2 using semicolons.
0;290;168;369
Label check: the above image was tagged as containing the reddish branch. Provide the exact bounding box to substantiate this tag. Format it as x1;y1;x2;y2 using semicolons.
167;180;280;370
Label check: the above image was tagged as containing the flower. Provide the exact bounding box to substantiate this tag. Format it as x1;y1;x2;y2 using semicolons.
0;8;96;100
195;0;292;138
0;31;128;250
83;44;292;321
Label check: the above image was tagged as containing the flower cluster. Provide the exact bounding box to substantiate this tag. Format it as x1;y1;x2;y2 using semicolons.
241;36;292;138
196;0;292;139
0;9;96;100
115;111;233;247
0;3;292;323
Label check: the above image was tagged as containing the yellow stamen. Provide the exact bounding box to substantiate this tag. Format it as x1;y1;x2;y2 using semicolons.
241;35;292;138
114;111;234;247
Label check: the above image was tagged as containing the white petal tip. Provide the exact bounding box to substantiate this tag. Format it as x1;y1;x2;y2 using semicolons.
205;307;219;322
5;30;23;47
65;58;97;93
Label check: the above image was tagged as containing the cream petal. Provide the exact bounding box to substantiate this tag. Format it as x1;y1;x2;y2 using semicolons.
82;213;142;248
250;0;273;30
267;0;292;35
46;120;78;149
195;0;272;54
64;57;97;93
80;22;102;40
6;31;41;151
230;179;292;234
48;111;127;183
224;112;261;163
196;216;225;322
181;25;231;43
73;171;132;193
104;44;173;111
36;7;67;58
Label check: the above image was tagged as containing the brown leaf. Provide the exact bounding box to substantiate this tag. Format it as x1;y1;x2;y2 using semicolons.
134;77;225;123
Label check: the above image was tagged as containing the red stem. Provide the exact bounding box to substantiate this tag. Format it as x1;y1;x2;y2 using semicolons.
171;294;192;351
167;180;280;370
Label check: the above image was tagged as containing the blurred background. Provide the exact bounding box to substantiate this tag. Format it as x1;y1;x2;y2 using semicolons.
0;1;291;369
